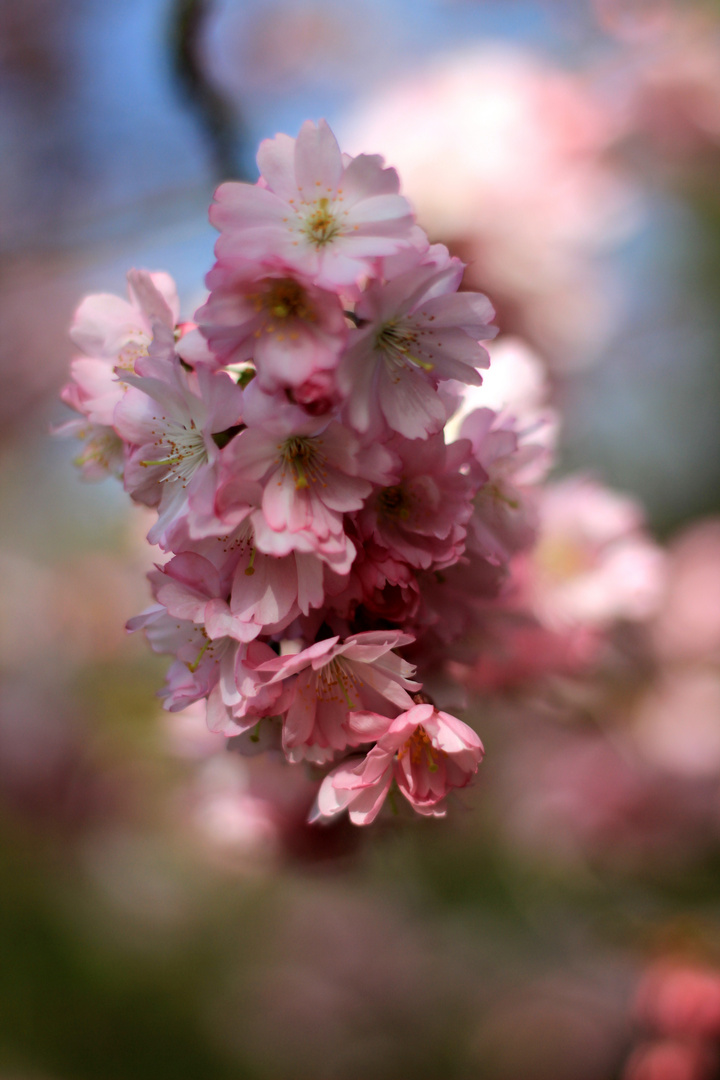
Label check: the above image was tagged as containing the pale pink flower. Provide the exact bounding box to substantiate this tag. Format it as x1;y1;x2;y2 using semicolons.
343;536;421;624
312;703;484;824
219;412;394;565
114;356;245;549
460;406;547;568
228;541;326;641
54;417;125;481
357;433;475;571
126;603;228;711
127;602;287;728
345;47;638;365
196;262;348;396
338;246;496;439
149;546;306;646
255;630;419;764
521;476;666;629
631;669;720;780
149;551;237;636
205;639;293;736
445;336;558;468
142;546;314;722
652;519;720;665
64;269;179;426
210;119;421;292
58;271;181;478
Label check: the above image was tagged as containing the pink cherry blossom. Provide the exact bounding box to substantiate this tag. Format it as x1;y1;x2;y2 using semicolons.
346;46;638;366
218;412;395;565
65;269;179;426
210;119;421;292
231;544;325;639
54;417;125;481
521;476;666;629
58;271;181;478
127;601;287;730
342;535;421;624
446;336;558;470
460;407;543;568
254;630;419;764
196;261;348;397
339;246;496;439
357;433;475;571
126;603;229;712
312;703;484;824
114;356;245;549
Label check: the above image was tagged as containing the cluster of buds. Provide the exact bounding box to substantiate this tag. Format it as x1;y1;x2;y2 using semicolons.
59;119;555;826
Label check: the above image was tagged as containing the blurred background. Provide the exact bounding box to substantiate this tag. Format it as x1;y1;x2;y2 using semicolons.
3;0;720;1077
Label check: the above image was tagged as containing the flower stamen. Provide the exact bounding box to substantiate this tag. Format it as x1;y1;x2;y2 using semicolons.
279;436;327;491
376;321;434;372
304;198;341;247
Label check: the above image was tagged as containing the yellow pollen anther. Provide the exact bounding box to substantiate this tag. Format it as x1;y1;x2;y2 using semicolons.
397;725;444;770
304;197;340;247
376;321;435;372
279;435;326;491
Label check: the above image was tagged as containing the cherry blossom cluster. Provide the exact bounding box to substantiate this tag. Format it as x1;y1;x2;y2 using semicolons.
59;119;566;826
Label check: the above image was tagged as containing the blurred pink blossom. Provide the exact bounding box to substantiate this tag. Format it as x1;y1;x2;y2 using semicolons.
653;520;720;665
635;961;720;1040
617;8;720;165
522;476;666;630
631;669;720;780
345;45;640;366
623;1039;718;1080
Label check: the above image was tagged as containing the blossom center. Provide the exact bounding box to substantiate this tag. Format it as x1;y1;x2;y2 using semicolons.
116;336;150;372
375;320;434;373
74;427;123;473
141;419;208;485
279;435;326;490
303;198;341;247
536;534;593;584
377;483;411;521
315;657;360;708
397;725;444;770
263;278;315;323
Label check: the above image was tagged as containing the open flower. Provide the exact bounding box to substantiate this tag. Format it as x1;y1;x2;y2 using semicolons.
358;433;476;571
127;602;288;731
312;703;484;824
59;270;180;478
210;119;421;291
254;630;420;764
522;476;666;629
67;269;180;425
339;246;496;439
461;407;543;568
220;412;395;566
197;262;347;397
114;356;245;549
